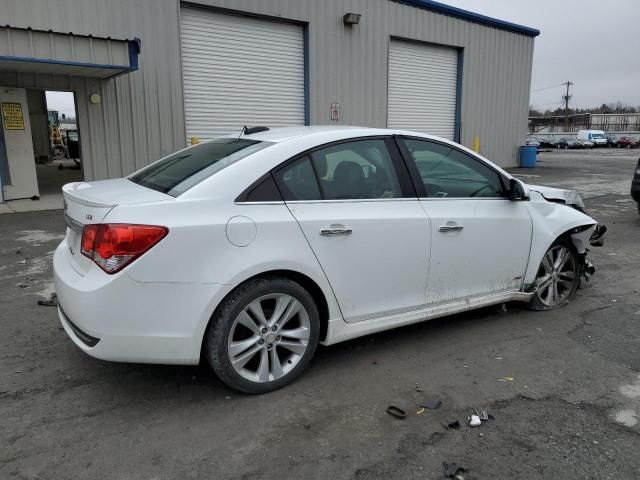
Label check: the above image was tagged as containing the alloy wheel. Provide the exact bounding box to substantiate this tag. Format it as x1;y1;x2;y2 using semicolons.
534;245;577;307
227;293;311;383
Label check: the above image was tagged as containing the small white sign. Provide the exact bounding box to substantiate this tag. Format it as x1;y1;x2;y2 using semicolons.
331;103;340;121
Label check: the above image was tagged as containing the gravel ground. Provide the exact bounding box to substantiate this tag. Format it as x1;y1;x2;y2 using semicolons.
1;148;639;479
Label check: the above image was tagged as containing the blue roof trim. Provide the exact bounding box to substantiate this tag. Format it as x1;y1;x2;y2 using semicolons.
0;55;133;71
395;0;540;37
128;37;141;71
0;37;141;79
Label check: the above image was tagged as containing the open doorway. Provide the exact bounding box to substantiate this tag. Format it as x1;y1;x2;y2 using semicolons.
0;88;82;205
34;90;82;195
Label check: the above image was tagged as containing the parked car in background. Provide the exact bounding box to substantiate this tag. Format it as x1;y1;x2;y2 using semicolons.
618;136;640;149
53;126;605;393
539;137;558;149
631;158;640;215
558;138;584;149
606;135;618;148
525;137;541;148
579;139;595;149
578;130;607;147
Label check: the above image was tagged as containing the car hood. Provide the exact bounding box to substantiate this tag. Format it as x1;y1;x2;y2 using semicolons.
526;184;585;208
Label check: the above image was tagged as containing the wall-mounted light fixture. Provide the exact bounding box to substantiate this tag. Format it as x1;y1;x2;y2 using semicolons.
343;13;361;25
89;93;101;105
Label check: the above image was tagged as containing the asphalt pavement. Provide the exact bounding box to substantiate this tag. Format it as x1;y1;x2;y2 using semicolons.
1;148;639;479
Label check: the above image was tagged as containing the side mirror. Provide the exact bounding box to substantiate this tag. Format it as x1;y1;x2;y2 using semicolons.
509;178;529;201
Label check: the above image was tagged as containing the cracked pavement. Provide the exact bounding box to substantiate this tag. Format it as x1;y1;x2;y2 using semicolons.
1;148;640;479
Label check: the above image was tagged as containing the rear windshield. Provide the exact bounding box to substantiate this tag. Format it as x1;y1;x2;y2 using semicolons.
129;138;272;196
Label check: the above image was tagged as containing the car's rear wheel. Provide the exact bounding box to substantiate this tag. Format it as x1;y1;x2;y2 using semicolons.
528;240;581;311
205;277;320;394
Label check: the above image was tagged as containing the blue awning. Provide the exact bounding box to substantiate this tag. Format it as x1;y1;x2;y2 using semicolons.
0;26;141;79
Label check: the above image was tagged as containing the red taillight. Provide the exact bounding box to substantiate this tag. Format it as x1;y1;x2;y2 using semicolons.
81;224;168;274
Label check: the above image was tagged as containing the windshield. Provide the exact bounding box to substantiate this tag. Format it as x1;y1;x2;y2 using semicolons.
592;134;605;139
129;138;272;196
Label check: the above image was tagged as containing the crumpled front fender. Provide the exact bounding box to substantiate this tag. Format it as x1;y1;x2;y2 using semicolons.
523;191;597;286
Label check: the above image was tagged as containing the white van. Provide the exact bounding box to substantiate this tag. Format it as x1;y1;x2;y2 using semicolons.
578;130;607;146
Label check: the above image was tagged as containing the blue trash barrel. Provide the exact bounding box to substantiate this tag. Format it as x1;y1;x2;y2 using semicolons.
519;145;537;168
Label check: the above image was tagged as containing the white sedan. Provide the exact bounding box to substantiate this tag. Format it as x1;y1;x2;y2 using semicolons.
54;126;604;393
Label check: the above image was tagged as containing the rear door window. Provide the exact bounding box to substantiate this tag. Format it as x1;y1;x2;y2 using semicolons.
129;138;271;196
310;139;403;200
273;156;322;201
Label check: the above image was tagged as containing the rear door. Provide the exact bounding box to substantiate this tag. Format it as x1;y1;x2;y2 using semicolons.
397;137;532;305
274;137;431;323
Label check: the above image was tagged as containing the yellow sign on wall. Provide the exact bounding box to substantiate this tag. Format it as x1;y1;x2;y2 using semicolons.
1;102;25;130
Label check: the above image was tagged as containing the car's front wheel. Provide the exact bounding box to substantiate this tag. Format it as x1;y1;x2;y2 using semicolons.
205;277;320;394
528;240;581;311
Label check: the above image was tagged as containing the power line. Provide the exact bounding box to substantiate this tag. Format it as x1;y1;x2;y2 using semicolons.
531;83;566;93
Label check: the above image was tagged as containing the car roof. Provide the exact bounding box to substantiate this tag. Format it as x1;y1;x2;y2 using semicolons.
221;125;441;144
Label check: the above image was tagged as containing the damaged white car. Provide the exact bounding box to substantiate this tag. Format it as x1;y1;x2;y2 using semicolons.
54;127;606;393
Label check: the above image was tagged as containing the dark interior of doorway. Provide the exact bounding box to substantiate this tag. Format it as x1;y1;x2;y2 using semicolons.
31;90;82;195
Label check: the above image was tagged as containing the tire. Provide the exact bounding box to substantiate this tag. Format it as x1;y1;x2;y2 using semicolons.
205;276;320;394
528;239;581;311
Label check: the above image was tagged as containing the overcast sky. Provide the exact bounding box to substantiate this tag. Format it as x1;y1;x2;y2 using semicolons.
46;0;640;115
445;0;640;110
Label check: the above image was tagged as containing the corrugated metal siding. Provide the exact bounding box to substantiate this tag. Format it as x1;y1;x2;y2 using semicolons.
180;7;305;141
387;40;458;140
0;0;184;181
182;0;534;167
0;0;534;178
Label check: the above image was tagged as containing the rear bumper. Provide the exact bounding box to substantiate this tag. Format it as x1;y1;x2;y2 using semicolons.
54;238;233;365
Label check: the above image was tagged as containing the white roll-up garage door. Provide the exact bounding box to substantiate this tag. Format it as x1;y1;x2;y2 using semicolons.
387;40;459;141
180;8;305;142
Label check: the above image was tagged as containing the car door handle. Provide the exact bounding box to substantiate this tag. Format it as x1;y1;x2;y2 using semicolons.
438;224;464;232
320;226;353;236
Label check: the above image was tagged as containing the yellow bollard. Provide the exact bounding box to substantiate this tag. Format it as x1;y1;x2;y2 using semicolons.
190;136;200;145
472;135;479;153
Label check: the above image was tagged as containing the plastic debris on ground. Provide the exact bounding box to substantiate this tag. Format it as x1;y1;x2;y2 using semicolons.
386;405;407;419
421;399;442;410
443;418;461;430
37;293;58;307
442;462;466;479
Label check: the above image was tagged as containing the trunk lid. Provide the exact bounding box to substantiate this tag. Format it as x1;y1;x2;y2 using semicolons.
62;179;173;275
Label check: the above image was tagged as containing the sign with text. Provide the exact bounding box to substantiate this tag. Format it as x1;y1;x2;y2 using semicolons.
331;103;340;121
2;102;25;130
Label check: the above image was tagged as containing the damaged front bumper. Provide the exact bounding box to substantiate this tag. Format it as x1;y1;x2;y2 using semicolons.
570;223;607;282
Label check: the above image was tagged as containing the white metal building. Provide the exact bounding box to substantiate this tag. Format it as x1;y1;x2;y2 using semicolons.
0;0;538;202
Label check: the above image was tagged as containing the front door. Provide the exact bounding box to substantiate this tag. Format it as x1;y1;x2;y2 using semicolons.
0;87;39;200
397;137;532;305
274;137;430;323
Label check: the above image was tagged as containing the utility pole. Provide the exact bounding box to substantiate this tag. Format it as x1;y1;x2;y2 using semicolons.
563;81;573;132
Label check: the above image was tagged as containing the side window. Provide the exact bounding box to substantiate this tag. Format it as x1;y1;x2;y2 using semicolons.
237;174;282;202
310;139;402;200
400;138;505;198
273;156;321;201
